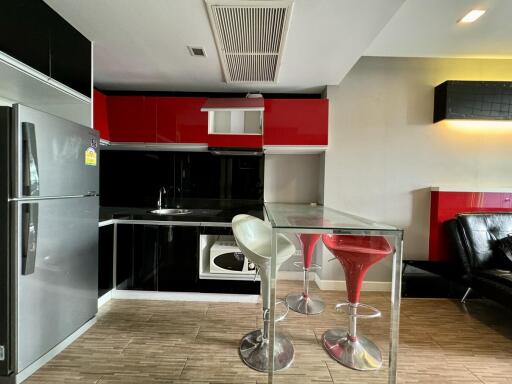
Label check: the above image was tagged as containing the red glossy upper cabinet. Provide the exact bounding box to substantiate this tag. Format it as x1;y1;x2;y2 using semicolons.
93;89;109;141
207;134;263;148
156;97;176;143
264;99;328;146
107;96;156;143
175;97;208;143
156;97;208;143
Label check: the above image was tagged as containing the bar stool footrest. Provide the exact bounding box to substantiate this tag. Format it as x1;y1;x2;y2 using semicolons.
335;302;381;319
264;299;289;323
292;262;322;271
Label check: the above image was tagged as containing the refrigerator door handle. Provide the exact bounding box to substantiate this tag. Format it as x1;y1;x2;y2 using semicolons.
22;122;40;197
22;203;39;275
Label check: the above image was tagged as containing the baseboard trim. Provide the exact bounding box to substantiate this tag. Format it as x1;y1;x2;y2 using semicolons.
111;289;259;304
105;274;392;306
278;272;391;292
278;271;316;281
98;290;113;308
17;317;97;383
314;276;392;292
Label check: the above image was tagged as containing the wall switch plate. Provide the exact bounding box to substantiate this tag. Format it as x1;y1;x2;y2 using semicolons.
0;346;5;361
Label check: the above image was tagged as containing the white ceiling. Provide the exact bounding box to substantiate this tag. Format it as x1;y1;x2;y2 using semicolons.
366;0;512;59
44;0;404;93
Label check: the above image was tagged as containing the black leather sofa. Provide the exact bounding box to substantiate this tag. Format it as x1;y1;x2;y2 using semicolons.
447;212;512;309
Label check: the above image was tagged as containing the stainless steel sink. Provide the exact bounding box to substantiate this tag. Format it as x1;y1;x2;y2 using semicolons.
148;208;192;215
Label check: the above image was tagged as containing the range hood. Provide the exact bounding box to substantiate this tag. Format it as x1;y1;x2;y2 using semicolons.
208;147;263;156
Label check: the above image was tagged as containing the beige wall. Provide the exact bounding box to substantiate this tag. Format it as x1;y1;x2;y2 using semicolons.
264;154;324;272
322;56;512;282
264;154;322;204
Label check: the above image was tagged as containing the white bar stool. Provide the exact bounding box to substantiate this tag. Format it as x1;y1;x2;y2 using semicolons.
232;214;296;372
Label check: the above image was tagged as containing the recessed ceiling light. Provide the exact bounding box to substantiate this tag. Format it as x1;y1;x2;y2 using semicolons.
187;46;207;57
458;9;486;23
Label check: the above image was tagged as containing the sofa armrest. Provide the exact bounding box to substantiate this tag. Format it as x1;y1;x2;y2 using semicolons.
445;219;472;276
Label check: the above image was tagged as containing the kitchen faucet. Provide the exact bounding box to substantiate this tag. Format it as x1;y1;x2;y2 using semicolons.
157;186;167;210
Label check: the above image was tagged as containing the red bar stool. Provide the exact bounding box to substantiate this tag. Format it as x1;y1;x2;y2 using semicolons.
321;234;394;371
286;233;325;314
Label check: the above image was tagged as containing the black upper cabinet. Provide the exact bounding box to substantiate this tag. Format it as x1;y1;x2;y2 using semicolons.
49;12;91;97
0;0;51;75
0;0;91;98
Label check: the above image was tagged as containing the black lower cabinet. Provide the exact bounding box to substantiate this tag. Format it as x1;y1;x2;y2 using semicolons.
157;226;199;292
116;224;135;290
98;225;114;298
117;224;199;292
114;223;258;294
132;225;159;291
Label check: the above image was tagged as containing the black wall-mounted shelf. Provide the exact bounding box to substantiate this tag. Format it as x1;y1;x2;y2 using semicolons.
434;80;512;123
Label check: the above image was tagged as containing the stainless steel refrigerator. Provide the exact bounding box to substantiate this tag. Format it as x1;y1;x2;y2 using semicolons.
0;104;99;383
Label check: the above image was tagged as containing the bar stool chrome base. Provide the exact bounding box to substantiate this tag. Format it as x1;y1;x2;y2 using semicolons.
322;329;382;371
286;293;325;315
239;330;295;372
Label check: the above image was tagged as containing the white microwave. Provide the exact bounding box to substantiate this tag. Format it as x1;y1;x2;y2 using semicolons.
209;240;256;275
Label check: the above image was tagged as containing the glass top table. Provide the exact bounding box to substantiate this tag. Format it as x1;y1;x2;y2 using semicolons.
265;203;399;232
263;203;404;383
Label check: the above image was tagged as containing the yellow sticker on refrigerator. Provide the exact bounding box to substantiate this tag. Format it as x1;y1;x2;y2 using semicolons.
85;147;97;166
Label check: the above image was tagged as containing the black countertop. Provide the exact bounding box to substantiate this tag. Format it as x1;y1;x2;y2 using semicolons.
99;199;264;224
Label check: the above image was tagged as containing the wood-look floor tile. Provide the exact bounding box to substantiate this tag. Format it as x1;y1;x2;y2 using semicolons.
24;281;512;384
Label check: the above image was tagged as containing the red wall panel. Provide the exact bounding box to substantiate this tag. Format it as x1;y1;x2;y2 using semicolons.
264;99;328;146
429;190;512;261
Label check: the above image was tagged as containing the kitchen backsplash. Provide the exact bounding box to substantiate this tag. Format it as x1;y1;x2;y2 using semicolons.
100;150;264;207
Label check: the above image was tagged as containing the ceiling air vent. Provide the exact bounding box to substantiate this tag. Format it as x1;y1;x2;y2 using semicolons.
188;46;207;57
205;0;294;83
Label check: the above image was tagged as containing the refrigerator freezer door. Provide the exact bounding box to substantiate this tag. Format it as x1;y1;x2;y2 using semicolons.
14;197;98;373
12;104;99;199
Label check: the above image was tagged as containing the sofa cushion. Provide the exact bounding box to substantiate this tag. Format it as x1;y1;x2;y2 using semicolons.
456;213;512;270
474;269;512;288
471;274;512;309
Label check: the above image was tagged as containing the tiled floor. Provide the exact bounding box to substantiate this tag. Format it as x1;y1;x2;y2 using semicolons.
26;281;512;383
